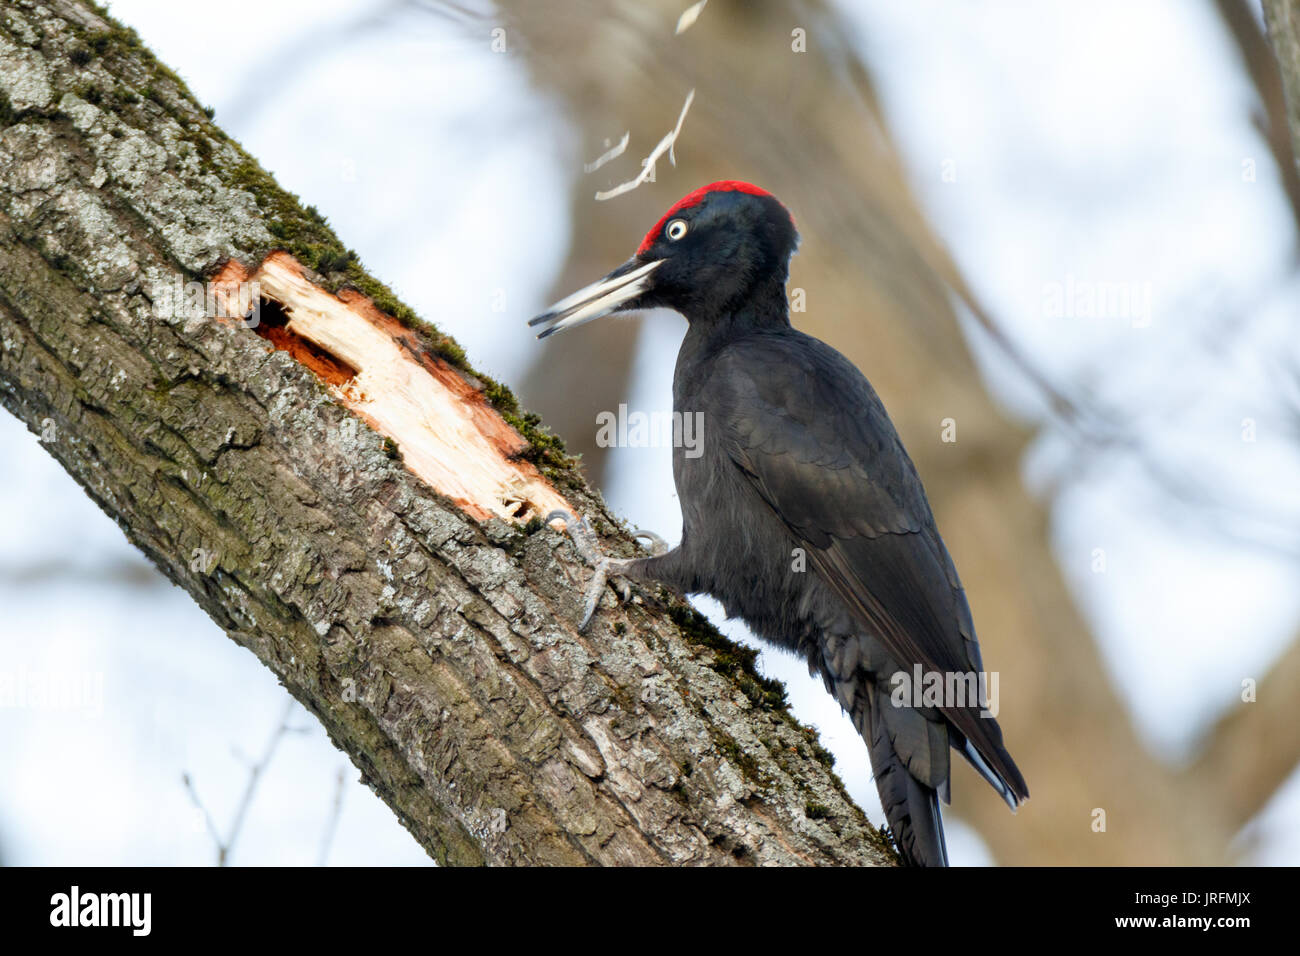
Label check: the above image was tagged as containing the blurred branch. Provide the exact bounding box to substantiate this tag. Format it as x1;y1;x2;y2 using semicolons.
180;773;224;861
183;700;298;866
1189;633;1300;827
318;767;347;866
968;4;1300;562
0;557;163;588
1259;0;1300;192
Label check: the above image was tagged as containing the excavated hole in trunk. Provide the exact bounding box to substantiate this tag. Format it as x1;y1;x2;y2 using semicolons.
252;297;359;387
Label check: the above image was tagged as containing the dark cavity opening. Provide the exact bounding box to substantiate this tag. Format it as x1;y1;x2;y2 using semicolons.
252;297;359;387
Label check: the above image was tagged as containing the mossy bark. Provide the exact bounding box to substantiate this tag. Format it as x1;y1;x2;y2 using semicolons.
0;0;892;865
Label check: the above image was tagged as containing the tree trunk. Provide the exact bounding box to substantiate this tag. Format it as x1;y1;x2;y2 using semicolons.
0;0;892;866
1263;0;1300;180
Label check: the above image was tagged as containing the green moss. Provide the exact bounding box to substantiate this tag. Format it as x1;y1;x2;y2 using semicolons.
60;7;221;145
316;247;356;274
799;726;837;770
86;31;113;56
186;130;211;160
667;604;787;710
72;82;103;105
81;6;144;54
714;730;760;782
474;376;576;472
0;91;14;128
659;603;880;841
875;825;903;865
482;378;519;415
804;800;831;820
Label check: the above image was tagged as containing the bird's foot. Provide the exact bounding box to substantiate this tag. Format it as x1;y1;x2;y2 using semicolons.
631;527;670;557
545;510;665;631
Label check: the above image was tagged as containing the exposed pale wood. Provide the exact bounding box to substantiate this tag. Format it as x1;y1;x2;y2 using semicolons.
214;253;573;525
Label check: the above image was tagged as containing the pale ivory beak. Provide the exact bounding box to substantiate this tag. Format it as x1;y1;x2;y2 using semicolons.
528;259;662;339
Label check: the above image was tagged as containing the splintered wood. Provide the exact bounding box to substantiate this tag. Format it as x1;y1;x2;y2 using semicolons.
211;252;572;525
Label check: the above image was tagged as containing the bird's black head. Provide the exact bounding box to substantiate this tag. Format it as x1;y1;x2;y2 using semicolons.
530;182;799;338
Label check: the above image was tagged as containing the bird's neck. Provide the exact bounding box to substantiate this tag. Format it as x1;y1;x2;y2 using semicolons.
682;273;791;357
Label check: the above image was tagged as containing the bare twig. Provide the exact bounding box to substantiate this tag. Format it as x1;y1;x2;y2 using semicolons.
181;773;224;857
183;698;297;866
317;768;347;867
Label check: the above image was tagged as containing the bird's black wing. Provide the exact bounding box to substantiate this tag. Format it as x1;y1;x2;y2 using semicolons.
709;330;1028;803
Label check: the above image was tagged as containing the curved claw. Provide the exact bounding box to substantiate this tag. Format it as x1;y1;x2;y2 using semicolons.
632;528;670;556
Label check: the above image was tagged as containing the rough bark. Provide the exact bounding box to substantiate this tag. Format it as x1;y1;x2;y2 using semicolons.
0;0;893;866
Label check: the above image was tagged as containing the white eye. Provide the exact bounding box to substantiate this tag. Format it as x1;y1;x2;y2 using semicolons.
665;218;689;241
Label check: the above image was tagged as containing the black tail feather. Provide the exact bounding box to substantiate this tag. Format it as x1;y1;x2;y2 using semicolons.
866;690;949;866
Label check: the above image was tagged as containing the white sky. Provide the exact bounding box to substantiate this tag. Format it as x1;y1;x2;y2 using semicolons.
0;0;1295;865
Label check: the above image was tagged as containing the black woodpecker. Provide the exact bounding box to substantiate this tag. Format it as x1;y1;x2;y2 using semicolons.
530;181;1028;866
